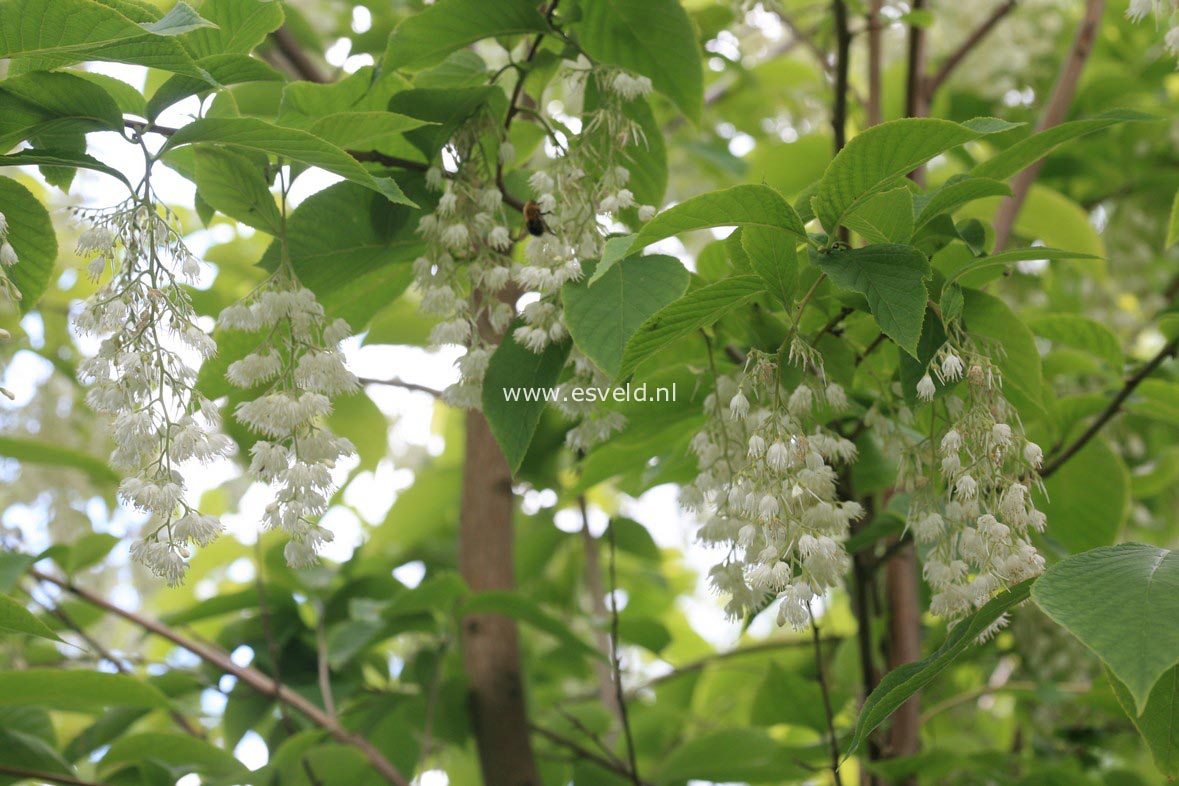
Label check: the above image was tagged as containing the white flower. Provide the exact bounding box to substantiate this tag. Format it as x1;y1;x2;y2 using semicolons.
425;166;444;191
284;540;318;568
916;373;936;401
1167;25;1179;57
537;193;557;213
758;493;780;521
181;254;201;280
441;223;470;251
611;72;653;100
529;171;554;194
0;211;6;234
728;390;750;420
788;385;813;416
250;441;291;481
991;423;1012;446
0;241;17;267
940;353;964;380
219;303;260;331
941;429;962;454
615;189;635;209
1024;441;1043;468
766;441;790;472
955;474;978;499
488;226;512;251
431;318;472;346
824;383;848;410
437;191;459;217
1126;0;1153;21
747;434;766;458
227;352;283;388
912;511;945;543
173;512;223;547
295;350;359;396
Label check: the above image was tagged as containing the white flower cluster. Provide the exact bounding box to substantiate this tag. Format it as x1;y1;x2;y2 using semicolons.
219;269;358;567
686;349;861;628
0;210;20;302
73;201;228;585
906;345;1046;621
1126;0;1179;61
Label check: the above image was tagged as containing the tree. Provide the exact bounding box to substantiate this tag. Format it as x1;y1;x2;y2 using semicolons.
0;0;1178;784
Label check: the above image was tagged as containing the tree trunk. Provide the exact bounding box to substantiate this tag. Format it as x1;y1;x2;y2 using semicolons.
459;409;540;786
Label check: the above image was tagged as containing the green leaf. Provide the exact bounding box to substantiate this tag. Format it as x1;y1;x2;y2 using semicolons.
1028;313;1123;369
631;185;807;254
741;225;797;308
0;177;58;312
0;71;123;151
193;146;283;234
1038;440;1128;552
813;117;1018;233
569;0;703;120
462;590;603;660
563;254;690;378
961;289;1043;415
750;662;827;731
101;732;250;780
1168;189;1179;249
481;331;572;474
0;153;129;200
161;117;416;206
586;233;637;287
944;247;1101;288
383;0;548;71
139;1;216;35
1032;544;1179;714
848;580;1032;754
0;435;119;486
65;532;121;574
844;186;914;244
970;109;1156;181
1128;379;1179;428
181;0;285;58
306;111;431;150
656;729;812;784
914;175;1011;229
810;244;931;357
147;53;284;119
0;0;205;76
0;728;74;780
0;670;171;710
0;595;62;642
618;275;765;379
1110;663;1179;778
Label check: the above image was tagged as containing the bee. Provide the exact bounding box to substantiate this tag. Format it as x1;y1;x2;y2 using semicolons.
523;200;547;237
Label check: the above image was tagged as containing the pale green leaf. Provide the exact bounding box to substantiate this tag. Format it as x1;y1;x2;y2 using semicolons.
193;146;283;234
619;275;765;379
181;0;285;58
961;289;1043;416
657;729;813;784
0;594;62;642
147;53;283;119
631;184;807;254
66;532;121;574
1032;543;1179;714
482;331;572;474
563;254;690;378
1038;440;1128;552
0;71;123;150
848;580;1032;754
462;590;603;661
0;670;171;710
307;111;431;150
944;247;1102;287
844;186;914;244
0;176;58;312
0;149;132;190
586;233;636;287
1127;379;1179;428
383;0;548;71
741;225;797;307
914;175;1011;229
139;1;217;35
1028;313;1123;369
811;244;931;356
1110;663;1179;777
101;732;250;780
813;117;1018;233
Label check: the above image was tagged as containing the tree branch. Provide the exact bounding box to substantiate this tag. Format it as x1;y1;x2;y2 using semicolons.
531;724;656;786
924;0;1018;100
29;569;411;786
270;26;329;84
357;377;443;396
992;0;1105;251
810;606;844;786
0;765;110;786
606;518;641;786
1040;336;1179;478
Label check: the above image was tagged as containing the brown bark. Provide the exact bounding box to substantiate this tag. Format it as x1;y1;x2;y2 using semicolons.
459;409;540;786
884;543;922;761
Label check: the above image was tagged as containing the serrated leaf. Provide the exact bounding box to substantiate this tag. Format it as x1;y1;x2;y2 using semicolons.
563;254;689;378
741;225;797;307
307;111;431;150
810;244;931;356
847;580;1032;754
139;1;217;35
914;175;1011;229
1028;313;1123;369
0;594;62;642
944;247;1101;287
971;109;1156;181
813;117;1017;233
630;184;807;254
0;670;171;710
844;186;914;244
0;149;133;189
181;0;285;58
161;117;416;206
569;0;703;120
619;275;765;378
147;53;283;119
383;0;548;71
0;71;123;151
0;0;205;76
0;177;58;312
481;331;572;474
1032;544;1179;714
194;146;283;234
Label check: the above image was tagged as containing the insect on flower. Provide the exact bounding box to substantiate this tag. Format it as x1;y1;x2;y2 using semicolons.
522;199;547;237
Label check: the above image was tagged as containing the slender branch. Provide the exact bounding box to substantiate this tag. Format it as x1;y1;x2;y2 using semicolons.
992;0;1105;251
1040;336;1179;478
865;0;884;127
358;377;443;396
30;569;411;786
0;765;109;786
315;601;337;719
831;0;852;156
530;724;655;786
920;680;1090;723
270;26;329;84
578;497;624;732
924;0;1018;99
606;519;642;785
810;606;844;786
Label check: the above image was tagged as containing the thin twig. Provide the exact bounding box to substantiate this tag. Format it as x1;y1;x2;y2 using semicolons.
530;724;655;786
924;0;1018;100
0;765;110;786
358;377;443;396
578;496;624;732
30;568;411;786
606;520;642;786
270;26;329;83
810;604;845;786
1040;337;1179;478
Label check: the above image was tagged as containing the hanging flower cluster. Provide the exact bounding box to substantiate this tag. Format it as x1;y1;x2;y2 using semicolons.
73;198;228;585
903;340;1046;622
218;264;359;567
686;345;862;628
1126;0;1179;61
